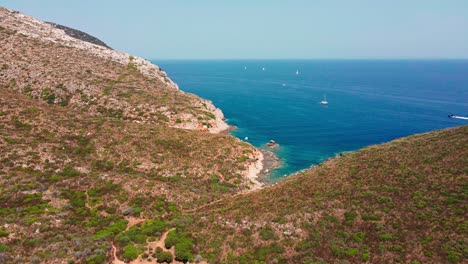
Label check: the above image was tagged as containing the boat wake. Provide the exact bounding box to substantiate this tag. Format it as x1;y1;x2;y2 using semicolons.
449;115;468;120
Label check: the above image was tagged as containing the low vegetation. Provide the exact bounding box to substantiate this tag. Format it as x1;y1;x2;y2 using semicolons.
184;126;467;263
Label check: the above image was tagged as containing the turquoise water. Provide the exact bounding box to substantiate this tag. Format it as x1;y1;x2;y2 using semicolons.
156;60;468;180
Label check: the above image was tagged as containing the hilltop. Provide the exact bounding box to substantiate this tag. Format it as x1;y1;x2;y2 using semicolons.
0;7;466;264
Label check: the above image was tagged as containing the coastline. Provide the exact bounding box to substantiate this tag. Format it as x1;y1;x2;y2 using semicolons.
245;149;265;190
244;147;281;191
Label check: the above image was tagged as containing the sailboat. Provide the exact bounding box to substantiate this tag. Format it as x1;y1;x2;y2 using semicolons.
320;94;328;105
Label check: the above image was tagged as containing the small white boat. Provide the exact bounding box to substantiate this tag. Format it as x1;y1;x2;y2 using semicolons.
262;67;266;71
296;70;299;75
320;95;328;105
244;136;249;141
282;83;286;87
244;66;247;70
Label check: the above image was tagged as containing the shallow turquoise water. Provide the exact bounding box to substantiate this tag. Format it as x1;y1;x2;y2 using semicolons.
156;60;468;180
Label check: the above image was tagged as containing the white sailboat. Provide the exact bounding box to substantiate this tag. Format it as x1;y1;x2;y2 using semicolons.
320;94;328;105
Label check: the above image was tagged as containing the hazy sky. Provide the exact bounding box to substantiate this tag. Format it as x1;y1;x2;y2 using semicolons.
2;0;468;59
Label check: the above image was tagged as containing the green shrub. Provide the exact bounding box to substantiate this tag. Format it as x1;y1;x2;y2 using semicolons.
163;230;193;262
344;211;358;225
346;248;358;257
269;242;285;254
93;219;127;239
259;227;276;241
117;226;146;245
362;213;382;221
156;251;173;263
141;219;167;236
378;196;392;203
446;250;461;263
62;164;80;177
84;254;106;264
0;244;11;252
379;233;394;241
361;253;370;261
0;229;9;238
164;230;177;249
175;237;194;263
352;232;366;243
49;175;61;182
122;244;138;261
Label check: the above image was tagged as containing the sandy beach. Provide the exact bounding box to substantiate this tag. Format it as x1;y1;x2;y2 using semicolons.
245;149;265;190
244;147;281;190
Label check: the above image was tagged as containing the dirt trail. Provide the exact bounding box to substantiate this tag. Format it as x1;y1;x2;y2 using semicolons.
182;187;261;214
111;242;125;264
125;216;146;230
150;228;174;251
84;191;92;210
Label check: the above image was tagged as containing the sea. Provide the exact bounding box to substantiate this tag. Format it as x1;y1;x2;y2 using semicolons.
155;60;468;181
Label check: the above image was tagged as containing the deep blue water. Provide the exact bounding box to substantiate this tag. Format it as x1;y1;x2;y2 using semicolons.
155;60;468;180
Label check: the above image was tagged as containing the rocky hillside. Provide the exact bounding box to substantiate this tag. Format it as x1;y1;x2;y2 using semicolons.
0;7;229;133
0;7;264;264
185;126;467;263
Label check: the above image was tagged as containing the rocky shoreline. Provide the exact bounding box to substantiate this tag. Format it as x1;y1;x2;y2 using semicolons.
241;145;281;190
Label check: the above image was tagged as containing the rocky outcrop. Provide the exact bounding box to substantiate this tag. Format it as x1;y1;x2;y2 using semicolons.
46;22;112;49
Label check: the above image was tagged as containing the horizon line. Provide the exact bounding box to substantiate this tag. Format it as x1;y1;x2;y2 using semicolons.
149;58;468;61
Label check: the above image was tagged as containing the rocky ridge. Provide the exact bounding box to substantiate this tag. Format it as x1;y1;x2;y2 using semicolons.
0;7;228;133
46;22;112;49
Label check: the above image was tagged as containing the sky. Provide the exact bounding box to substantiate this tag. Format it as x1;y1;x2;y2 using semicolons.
2;0;468;59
